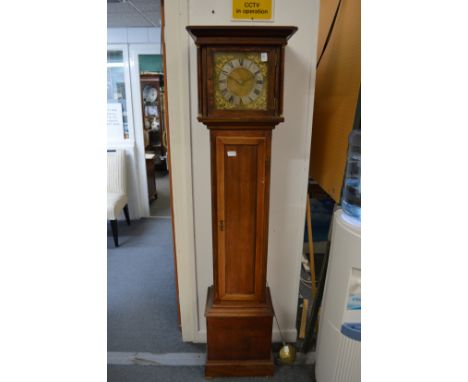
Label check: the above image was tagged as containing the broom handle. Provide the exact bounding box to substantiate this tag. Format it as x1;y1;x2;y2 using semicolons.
306;193;318;298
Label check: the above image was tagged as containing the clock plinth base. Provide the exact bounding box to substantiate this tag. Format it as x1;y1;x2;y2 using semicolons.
205;358;274;378
204;286;274;378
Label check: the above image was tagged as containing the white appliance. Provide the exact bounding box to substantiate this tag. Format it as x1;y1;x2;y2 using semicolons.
316;209;361;382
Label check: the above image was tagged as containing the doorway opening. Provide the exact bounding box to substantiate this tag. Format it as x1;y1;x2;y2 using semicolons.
107;0;186;362
137;63;171;218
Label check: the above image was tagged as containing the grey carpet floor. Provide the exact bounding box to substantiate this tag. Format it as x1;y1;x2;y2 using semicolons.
108;218;204;353
150;173;171;217
107;365;316;382
108;219;315;381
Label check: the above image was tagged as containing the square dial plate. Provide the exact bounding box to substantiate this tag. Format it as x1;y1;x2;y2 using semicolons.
213;51;268;111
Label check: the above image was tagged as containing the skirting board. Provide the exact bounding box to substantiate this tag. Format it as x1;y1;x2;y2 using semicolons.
108;351;315;366
193;328;298;343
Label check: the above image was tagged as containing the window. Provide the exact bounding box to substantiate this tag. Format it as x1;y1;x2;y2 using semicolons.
107;49;129;139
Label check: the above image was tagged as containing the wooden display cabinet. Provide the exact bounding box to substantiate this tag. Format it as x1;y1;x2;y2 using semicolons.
145;152;158;201
140;74;166;170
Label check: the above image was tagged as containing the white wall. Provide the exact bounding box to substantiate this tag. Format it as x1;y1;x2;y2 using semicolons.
107;28;161;220
165;0;320;342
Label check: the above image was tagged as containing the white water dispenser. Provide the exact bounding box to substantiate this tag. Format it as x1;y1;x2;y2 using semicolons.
315;209;361;382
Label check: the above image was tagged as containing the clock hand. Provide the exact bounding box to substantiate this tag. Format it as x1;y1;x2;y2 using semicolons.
245;72;255;84
227;74;243;86
239;75;254;87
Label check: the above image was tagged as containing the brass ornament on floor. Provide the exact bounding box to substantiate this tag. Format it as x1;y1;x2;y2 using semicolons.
272;295;297;365
279;343;297;365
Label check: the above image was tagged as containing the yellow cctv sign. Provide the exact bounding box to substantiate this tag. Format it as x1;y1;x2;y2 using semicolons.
232;0;273;20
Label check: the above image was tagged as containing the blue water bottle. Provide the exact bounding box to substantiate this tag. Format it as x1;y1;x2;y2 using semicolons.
341;127;361;221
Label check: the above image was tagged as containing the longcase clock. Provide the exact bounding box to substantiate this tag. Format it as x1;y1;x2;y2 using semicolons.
187;26;297;378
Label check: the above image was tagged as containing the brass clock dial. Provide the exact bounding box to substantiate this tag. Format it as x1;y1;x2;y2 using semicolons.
214;52;268;110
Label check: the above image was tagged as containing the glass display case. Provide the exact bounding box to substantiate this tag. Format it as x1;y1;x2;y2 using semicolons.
140;73;166;170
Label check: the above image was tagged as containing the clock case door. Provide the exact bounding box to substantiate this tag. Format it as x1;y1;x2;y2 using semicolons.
211;129;271;305
205;46;279;120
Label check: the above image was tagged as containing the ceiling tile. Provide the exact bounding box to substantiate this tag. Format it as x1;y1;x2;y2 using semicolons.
130;0;160;12
107;3;132;13
108;1;160;27
108;12;152;28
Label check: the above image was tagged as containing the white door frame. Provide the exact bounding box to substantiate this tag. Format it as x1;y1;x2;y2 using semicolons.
163;0;199;342
129;44;162;218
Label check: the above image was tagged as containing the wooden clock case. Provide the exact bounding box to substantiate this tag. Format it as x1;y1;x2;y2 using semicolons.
187;26;297;378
